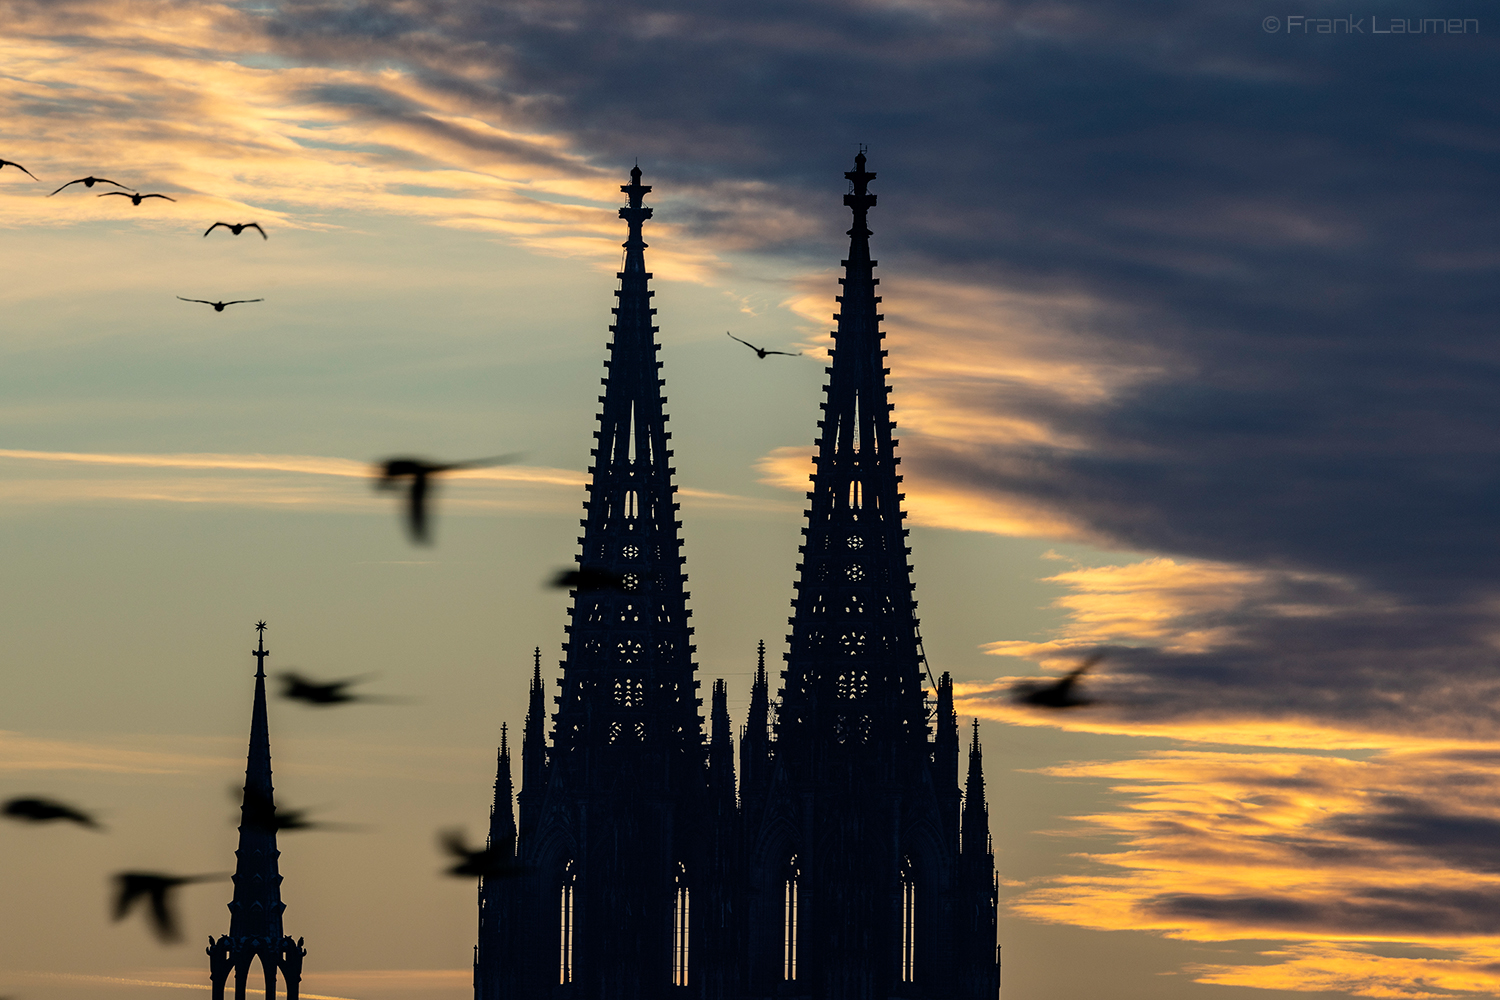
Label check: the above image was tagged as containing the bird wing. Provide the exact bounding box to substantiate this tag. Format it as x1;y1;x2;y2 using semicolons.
726;332;763;351
222;300;264;306
443;453;524;472
203;222;228;236
407;473;431;544
47;179;82;196
764;350;802;356
177;297;213;305
97;191;130;198
247;223;267;239
1;160;38;180
113;875;146;920
148;886;181;941
140;193;176;201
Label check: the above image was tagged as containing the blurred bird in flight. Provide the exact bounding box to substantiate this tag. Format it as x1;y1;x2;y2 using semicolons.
374;454;521;545
48;176;130;195
727;331;801;358
112;871;227;943
439;828;527;879
277;671;402;707
237;786;356;834
3;796;102;829
549;566;642;592
99;191;175;206
204;222;267;239
177;297;262;312
0;158;38;180
1011;652;1104;709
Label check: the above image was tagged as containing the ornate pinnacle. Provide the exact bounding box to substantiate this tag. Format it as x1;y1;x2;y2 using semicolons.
619;165;653;252
843;151;877;236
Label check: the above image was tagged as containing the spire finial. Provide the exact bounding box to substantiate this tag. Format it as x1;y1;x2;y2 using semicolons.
970;718;981;753
252;622;269;678
533;646;541;682
500;722;509;761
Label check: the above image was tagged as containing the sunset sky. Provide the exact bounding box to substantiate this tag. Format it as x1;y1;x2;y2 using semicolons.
1;1;1497;999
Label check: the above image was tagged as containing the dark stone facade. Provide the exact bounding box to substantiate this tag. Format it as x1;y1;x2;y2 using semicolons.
475;159;998;1000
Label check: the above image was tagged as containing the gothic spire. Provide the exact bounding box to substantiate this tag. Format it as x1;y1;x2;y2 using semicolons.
518;648;546;843
962;720;990;859
779;151;926;770
487;724;516;853
709;679;735;805
739;640;771;797
228;621;286;940
553;165;699;782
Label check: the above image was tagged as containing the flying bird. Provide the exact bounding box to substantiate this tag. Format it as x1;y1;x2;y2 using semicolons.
236;786;356;834
177;297;263;312
374;454;522;545
204;222;267;239
48;176;131;196
1011;652;1104;709
2;796;102;829
277;671;402;707
0;158;38;180
99;191;175;206
112;871;227;943
727;331;801;359
548;567;647;592
439;828;526;880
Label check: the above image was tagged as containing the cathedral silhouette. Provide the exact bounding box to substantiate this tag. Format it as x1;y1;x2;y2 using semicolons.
472;155;999;1000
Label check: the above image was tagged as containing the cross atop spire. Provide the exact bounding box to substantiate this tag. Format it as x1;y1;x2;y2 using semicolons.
252;623;269;679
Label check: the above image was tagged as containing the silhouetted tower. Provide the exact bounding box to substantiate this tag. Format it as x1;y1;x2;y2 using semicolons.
958;722;1000;998
475;725;516;1000
208;623;306;1000
482;167;720;1000
739;153;999;999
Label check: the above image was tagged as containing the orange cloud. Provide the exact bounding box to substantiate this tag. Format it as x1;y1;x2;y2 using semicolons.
1004;746;1500;996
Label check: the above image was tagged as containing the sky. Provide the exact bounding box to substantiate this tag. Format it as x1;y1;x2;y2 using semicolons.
0;1;1497;998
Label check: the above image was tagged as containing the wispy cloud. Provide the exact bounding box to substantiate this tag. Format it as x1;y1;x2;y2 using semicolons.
1008;746;1500;997
0;448;784;513
0;730;235;774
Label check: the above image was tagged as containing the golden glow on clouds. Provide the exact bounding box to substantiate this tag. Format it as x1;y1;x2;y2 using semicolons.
21;972;363;1000
0;3;719;280
1004;747;1500;996
755;444;1087;537
0;448;788;513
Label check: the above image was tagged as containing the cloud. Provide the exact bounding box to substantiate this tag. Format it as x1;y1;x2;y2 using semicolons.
0;448;786;514
1007;746;1500;995
0;730;236;774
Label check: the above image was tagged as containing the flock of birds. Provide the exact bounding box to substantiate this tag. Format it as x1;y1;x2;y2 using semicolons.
0;156;1099;955
0;662;517;944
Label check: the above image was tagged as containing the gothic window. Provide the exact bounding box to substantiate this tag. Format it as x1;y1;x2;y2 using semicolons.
617;640;645;665
848;480;862;509
847;534;864;550
837;671;868;700
625;490;639;518
901;856;916;982
614;677;644;707
621;543;641;559
846;564;865;581
673;862;690;986
783;855;799;981
559;861;576;985
622;572;642;592
634;721;647;741
619;603;641;624
838;632;868;658
608;721;622;744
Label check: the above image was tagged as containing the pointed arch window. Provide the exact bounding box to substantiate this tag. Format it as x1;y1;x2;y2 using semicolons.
559;860;576;984
900;856;916;983
625;490;639;518
673;862;690;986
783;855;799;981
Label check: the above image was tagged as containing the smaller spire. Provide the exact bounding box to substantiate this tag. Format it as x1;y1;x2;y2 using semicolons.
962;719;989;859
710;679;734;804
